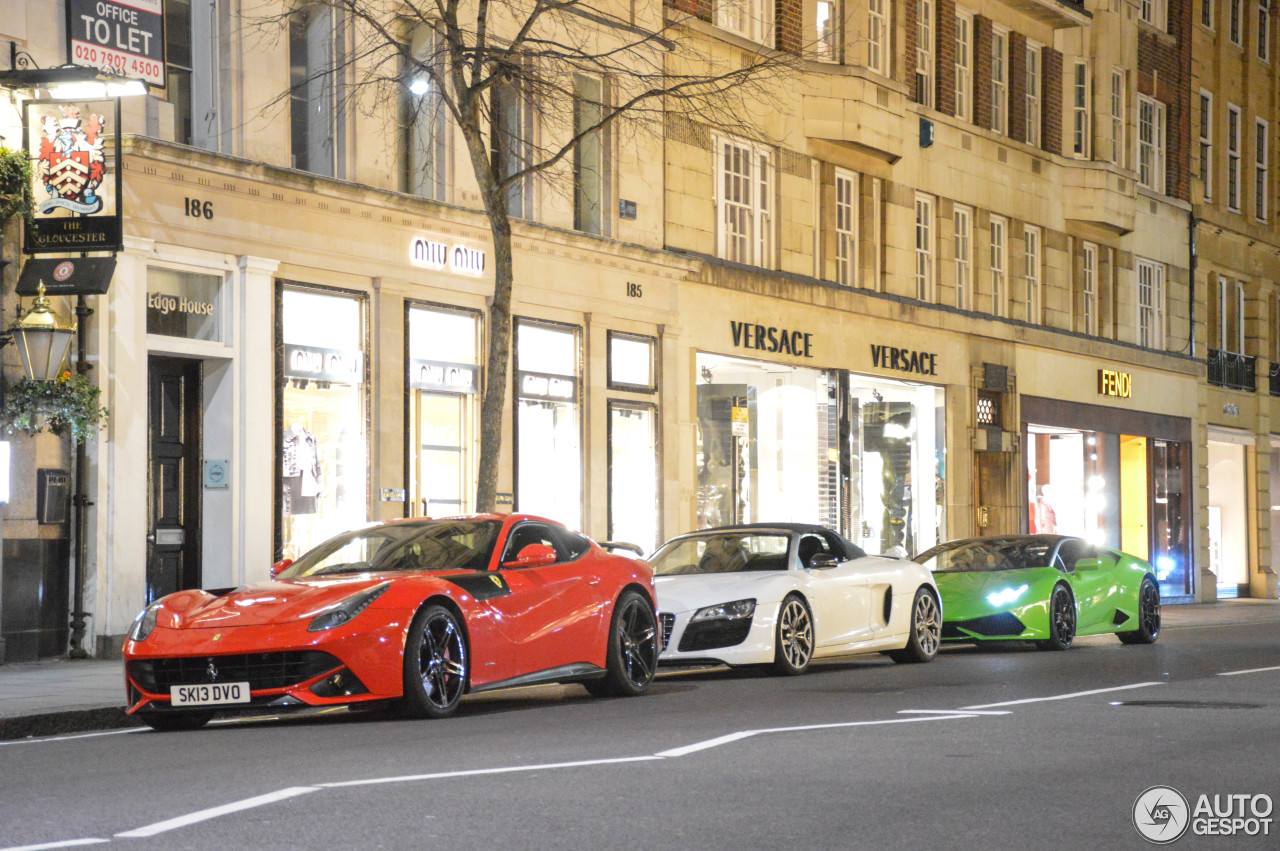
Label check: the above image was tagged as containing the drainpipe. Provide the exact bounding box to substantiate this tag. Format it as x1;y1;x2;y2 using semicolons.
1188;213;1197;359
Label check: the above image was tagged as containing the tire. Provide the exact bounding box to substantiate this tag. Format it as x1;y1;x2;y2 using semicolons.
142;711;212;732
769;595;814;676
1119;577;1161;645
1035;584;1076;651
889;587;941;664
401;603;469;719
585;590;658;697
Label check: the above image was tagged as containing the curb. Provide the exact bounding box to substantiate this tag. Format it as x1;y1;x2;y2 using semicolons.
0;706;141;742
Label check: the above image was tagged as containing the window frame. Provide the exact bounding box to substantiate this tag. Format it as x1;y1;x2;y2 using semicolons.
1025;42;1042;148
1230;0;1243;44
714;132;775;269
954;204;973;311
1203;0;1216;28
955;10;973;122
1111;69;1126;167
916;0;935;108
1071;59;1090;159
991;28;1009;135
915;193;936;302
868;0;890;76
1024;224;1042;324
572;72;609;236
1255;117;1269;221
1260;0;1272;61
834;167;858;288
715;0;775;45
1137;95;1167;194
1136;258;1167;349
1081;241;1098;336
1227;103;1242;212
1199;90;1214;201
990;215;1008;317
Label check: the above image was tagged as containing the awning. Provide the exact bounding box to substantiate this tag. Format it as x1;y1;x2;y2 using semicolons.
17;257;115;296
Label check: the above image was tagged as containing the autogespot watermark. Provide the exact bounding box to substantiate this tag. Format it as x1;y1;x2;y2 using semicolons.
1133;785;1274;844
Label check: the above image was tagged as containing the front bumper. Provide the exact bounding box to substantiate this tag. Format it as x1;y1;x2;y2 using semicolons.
657;607;776;666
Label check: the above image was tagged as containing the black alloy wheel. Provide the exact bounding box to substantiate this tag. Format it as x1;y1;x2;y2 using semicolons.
586;590;658;697
889;587;942;663
1036;585;1076;651
402;604;468;719
770;595;814;676
1119;577;1161;645
142;711;213;732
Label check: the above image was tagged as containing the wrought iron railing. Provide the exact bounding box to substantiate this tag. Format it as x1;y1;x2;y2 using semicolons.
1207;348;1256;392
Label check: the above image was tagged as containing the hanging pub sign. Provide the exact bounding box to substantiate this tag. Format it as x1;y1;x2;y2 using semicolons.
67;0;167;87
284;344;364;385
23;98;123;254
410;359;479;394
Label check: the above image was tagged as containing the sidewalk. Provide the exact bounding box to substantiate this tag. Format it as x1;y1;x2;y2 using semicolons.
1;599;1277;740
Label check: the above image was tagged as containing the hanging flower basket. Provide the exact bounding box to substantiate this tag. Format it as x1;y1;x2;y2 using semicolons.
0;145;35;227
0;372;109;443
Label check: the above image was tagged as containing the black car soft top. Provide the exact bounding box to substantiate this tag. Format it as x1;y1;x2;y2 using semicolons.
670;523;867;561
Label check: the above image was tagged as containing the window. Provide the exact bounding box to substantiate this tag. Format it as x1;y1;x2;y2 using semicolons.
915;194;935;302
290;4;339;177
1199;91;1214;200
1072;60;1090;158
991;29;1009;135
1256;119;1269;220
162;0;193;145
954;205;973;310
916;0;935;108
715;134;774;268
955;12;973;122
515;321;582;529
609;402;658;554
1025;44;1041;148
1142;0;1169;28
493;76;532;218
1081;242;1098;336
1210;277;1246;353
1228;103;1242;211
1204;0;1216;25
835;168;858;287
816;0;839;60
1261;0;1272;60
1230;0;1243;43
1137;95;1166;193
990;216;1007;317
573;74;608;235
402;25;448;201
717;0;774;44
1024;225;1042;323
1111;70;1126;166
1136;259;1166;349
1272;294;1280;364
868;0;889;75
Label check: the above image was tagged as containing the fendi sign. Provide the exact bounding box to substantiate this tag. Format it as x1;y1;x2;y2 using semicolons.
1097;368;1132;398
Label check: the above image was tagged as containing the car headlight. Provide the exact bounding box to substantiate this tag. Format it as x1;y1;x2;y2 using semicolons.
690;598;756;622
308;583;390;632
986;584;1029;607
129;602;162;642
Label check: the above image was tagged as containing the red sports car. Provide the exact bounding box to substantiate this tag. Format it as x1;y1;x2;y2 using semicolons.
123;514;659;730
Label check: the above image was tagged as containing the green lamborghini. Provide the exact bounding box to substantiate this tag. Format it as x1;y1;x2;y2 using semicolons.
912;535;1160;650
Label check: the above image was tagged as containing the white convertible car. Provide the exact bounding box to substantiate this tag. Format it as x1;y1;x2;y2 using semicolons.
651;524;942;674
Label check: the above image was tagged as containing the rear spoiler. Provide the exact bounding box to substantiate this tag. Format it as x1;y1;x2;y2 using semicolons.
599;541;645;557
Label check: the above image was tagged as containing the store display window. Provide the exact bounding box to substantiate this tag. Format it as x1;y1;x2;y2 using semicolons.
278;286;368;560
609;401;658;554
608;332;656;391
515;320;582;529
146;267;223;342
408;306;480;517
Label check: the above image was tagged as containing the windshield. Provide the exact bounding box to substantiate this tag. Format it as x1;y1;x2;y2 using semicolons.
280;520;502;579
650;532;792;575
913;538;1056;573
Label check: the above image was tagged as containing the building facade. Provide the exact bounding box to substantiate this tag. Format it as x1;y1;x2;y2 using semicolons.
0;0;1273;661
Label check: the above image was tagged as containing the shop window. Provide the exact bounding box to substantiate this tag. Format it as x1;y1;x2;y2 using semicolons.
146;267;223;342
608;332;656;392
402;25;449;202
1152;439;1190;597
609;402;658;554
515;321;582;529
279;287;367;560
408;306;480;517
289;4;340;177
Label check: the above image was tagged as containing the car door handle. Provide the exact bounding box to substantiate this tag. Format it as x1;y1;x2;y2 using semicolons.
588;577;602;586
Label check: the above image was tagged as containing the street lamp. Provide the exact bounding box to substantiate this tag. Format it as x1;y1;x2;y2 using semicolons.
8;282;76;382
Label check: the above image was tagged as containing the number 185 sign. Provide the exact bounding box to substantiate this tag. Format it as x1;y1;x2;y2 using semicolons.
67;0;167;87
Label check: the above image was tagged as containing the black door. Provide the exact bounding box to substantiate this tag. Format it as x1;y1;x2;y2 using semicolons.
147;356;203;603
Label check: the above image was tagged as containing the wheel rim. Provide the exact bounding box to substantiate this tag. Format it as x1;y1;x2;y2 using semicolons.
618;599;657;688
913;593;941;656
779;600;813;669
1140;582;1161;636
1052;590;1075;643
418;612;467;710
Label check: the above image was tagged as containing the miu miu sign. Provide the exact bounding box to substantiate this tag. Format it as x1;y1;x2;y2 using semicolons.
409;237;486;277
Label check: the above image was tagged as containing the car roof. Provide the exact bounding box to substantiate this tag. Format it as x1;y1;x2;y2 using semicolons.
666;524;866;559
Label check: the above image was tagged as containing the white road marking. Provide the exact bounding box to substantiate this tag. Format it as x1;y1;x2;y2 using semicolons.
0;728;142;747
897;709;1011;716
0;840;109;851
961;681;1164;709
1217;665;1280;677
656;713;983;758
318;756;664;789
113;787;320;838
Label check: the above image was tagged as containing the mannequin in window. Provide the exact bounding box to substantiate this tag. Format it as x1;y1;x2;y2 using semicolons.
283;423;322;514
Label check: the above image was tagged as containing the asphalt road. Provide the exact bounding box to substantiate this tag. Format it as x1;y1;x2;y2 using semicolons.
2;622;1277;851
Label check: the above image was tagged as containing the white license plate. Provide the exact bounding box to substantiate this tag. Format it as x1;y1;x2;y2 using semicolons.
170;682;251;707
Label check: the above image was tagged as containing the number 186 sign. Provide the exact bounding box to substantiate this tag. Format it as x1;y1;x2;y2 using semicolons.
67;0;167;87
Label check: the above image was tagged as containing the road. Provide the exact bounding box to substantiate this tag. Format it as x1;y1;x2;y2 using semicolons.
2;621;1277;850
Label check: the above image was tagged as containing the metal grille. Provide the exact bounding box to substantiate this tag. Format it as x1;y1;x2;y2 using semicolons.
128;651;342;693
659;613;675;650
976;391;1001;426
952;613;1026;637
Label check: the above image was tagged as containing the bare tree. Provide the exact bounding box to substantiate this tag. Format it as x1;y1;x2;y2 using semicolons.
256;0;806;513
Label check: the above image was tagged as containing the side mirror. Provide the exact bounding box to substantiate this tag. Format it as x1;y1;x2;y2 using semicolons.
808;553;841;570
503;543;557;569
1074;557;1104;572
270;558;293;578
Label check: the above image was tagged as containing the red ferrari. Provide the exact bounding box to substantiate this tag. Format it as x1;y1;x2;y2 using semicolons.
123;514;659;730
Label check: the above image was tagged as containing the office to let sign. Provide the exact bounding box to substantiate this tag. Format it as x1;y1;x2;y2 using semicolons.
68;0;167;87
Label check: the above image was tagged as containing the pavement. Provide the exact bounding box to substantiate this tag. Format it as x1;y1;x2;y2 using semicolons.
1;598;1277;742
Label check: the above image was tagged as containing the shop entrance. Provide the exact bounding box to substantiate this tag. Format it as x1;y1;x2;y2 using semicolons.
146;356;203;603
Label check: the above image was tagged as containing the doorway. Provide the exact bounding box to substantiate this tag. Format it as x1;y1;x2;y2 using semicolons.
147;356;203;602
